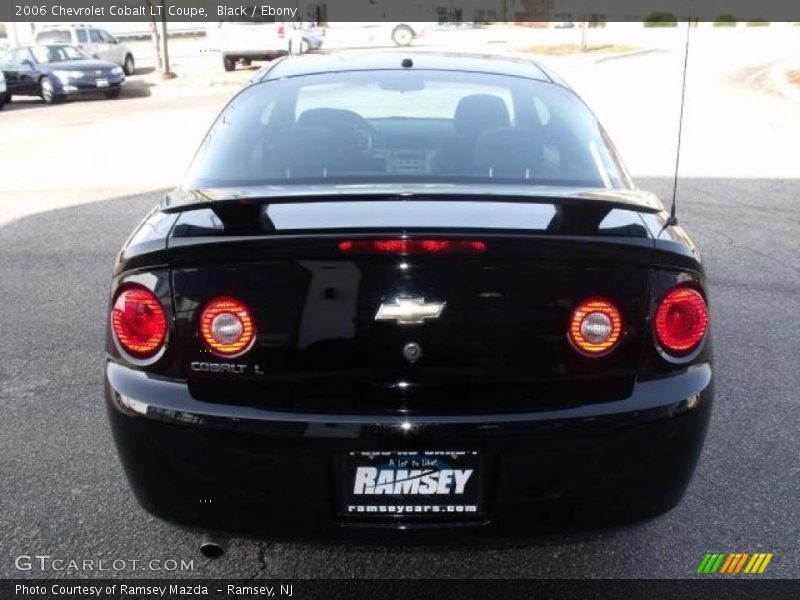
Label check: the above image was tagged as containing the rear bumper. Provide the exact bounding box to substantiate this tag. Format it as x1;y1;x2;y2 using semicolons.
105;361;712;540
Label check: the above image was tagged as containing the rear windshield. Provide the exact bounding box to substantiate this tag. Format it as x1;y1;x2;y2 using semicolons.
35;30;71;44
184;70;626;190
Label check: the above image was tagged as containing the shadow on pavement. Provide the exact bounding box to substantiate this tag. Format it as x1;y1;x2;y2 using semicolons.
1;97;47;113
0;80;153;113
120;79;154;98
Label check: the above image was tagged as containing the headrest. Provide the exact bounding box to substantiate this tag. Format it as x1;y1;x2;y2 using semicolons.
473;127;543;178
297;108;363;134
454;94;511;138
271;125;344;178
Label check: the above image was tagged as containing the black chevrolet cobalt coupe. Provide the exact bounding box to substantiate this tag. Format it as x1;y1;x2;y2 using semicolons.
106;52;712;540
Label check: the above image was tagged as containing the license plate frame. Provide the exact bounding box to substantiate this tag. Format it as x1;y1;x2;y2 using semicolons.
96;78;109;88
341;450;484;519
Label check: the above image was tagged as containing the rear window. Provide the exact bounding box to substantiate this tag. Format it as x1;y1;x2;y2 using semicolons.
184;70;625;190
35;30;71;44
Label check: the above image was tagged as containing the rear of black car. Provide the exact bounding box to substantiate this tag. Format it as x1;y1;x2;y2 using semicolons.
104;59;712;538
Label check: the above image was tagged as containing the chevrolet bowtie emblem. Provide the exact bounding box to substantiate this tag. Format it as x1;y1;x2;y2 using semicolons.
375;298;446;325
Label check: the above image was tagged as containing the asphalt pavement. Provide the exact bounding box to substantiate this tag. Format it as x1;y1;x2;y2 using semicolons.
0;29;798;579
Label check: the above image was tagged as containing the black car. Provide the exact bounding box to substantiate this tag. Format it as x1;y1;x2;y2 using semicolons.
0;44;124;104
106;52;712;545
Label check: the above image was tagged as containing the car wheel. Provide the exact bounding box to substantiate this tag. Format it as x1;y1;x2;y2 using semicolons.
392;25;414;47
123;54;136;76
0;98;4;111
223;55;236;72
40;76;62;104
4;93;11;104
105;88;121;99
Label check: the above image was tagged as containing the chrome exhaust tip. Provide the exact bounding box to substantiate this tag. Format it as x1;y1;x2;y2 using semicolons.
199;533;228;559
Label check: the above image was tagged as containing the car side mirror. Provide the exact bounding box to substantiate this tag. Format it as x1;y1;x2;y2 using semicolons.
21;59;34;68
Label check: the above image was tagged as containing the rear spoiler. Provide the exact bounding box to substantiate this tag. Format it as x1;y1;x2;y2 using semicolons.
162;187;665;237
161;186;665;215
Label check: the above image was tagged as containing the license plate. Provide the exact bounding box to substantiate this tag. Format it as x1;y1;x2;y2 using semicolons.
342;450;483;518
96;79;109;88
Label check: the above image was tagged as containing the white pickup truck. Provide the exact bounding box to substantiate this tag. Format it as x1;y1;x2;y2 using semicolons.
209;20;315;71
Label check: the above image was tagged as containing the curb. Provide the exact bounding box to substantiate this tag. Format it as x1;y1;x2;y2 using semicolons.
594;48;659;64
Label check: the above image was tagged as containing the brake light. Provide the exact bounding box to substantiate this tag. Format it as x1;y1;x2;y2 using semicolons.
568;298;623;356
277;25;285;38
199;297;256;357
338;239;487;254
111;286;167;359
655;287;708;354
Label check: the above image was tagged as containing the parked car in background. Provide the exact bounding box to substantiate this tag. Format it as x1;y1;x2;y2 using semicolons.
210;18;295;71
320;23;426;48
0;45;124;104
34;24;136;75
293;24;324;54
0;70;6;110
553;15;576;28
390;23;418;46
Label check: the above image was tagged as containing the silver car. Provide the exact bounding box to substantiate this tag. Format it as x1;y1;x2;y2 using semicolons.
34;25;136;75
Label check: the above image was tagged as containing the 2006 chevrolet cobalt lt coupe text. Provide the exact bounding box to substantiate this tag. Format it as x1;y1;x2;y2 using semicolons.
105;52;712;540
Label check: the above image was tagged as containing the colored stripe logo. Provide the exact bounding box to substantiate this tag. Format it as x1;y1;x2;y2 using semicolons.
696;552;773;574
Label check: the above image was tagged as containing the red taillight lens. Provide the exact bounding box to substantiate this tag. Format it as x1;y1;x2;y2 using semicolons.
655;287;708;354
338;239;487;254
111;286;167;359
568;298;623;356
199;297;256;357
277;25;285;38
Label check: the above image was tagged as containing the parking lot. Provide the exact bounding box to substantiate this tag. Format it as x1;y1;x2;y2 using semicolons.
0;25;798;578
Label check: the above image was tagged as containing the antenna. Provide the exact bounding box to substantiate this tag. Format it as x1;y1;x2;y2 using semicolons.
669;10;692;227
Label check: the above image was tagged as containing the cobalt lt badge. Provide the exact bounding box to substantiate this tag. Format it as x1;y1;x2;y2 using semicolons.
403;342;423;363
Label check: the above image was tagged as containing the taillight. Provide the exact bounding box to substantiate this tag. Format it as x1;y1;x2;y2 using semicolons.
111;285;167;359
199;297;256;357
277;25;285;38
655;287;708;355
568;298;623;356
338;239;487;254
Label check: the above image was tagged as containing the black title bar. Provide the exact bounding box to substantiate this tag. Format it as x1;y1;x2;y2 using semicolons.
4;0;800;22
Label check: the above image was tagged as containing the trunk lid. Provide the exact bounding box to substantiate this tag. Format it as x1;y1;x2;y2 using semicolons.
169;198;655;415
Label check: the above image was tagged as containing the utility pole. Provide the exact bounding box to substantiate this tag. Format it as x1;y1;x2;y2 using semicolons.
580;14;587;51
159;0;175;78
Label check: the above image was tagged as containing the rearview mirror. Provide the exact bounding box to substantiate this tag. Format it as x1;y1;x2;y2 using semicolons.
378;76;426;92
